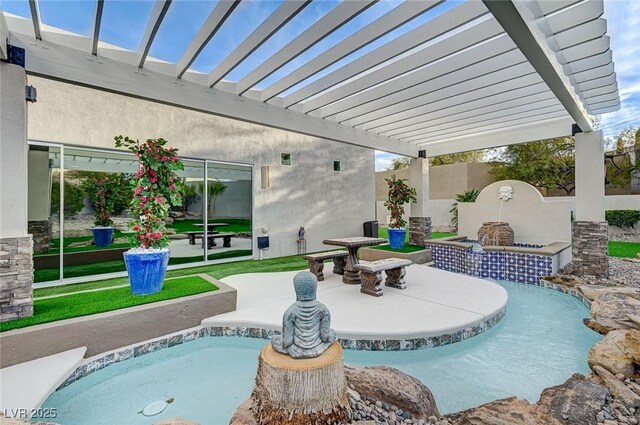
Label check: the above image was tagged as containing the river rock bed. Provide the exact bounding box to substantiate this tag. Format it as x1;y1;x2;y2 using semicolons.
347;386;450;425
557;258;640;288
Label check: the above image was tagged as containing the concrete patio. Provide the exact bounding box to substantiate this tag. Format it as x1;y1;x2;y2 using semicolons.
202;264;508;341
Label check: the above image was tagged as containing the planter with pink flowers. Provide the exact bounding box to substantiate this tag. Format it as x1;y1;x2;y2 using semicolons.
115;135;184;295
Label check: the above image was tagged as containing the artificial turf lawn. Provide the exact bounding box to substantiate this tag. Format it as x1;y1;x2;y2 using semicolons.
609;241;640;258
168;218;251;234
377;228;456;242
34;254;309;298
372;244;426;253
34;249;253;283
0;276;219;332
33;230;130;256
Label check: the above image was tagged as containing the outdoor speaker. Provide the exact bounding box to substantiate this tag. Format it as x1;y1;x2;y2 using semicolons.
25;85;37;102
571;124;582;136
418;150;426;158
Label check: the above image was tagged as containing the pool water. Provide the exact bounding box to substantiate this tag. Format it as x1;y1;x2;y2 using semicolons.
40;281;601;424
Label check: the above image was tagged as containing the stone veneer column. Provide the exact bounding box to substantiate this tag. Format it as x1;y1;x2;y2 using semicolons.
0;62;33;321
409;217;432;247
572;221;609;278
573;130;608;278
0;237;34;321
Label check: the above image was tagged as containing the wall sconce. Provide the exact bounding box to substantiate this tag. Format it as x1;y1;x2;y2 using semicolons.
261;165;270;189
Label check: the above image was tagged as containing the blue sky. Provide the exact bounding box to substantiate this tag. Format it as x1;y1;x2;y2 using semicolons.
0;0;637;171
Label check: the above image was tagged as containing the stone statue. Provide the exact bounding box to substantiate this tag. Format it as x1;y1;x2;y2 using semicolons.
271;271;336;358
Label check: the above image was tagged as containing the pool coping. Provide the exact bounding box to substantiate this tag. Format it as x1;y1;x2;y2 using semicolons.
53;276;592;393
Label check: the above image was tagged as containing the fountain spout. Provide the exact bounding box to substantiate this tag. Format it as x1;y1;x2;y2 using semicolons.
480;234;489;247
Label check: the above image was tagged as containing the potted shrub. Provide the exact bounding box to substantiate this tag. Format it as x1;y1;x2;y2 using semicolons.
384;174;417;249
115;135;184;295
85;176;116;247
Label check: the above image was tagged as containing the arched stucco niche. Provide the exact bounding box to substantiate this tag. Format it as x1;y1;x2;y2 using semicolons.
457;180;572;245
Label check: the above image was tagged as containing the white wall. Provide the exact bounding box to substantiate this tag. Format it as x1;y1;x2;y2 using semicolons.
458;180;573;245
0;63;28;238
26;76;376;258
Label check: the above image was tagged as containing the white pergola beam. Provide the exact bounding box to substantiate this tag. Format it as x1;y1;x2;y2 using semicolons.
137;0;172;69
415;108;569;145
419;117;573;157
557;35;609;63
283;1;489;108
379;85;553;137
358;73;548;132
553;18;606;50
582;82;617;98
338;49;529;125
207;0;310;87
260;0;443;102
13;32;416;157
236;0;375;95
28;0;42;40
578;72;616;91
483;0;594;131
91;0;104;56
564;49;611;74
351;63;538;129
572;61;614;84
304;18;504;114
176;0;239;79
401;101;564;142
317;33;516;119
544;0;604;34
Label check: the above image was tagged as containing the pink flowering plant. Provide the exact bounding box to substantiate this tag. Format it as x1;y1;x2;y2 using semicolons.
84;176;116;227
115;136;184;249
384;174;417;229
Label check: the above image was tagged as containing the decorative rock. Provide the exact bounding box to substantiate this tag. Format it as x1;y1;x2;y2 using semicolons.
446;374;609;425
344;365;439;420
593;366;640;407
591;294;640;333
589;330;639;378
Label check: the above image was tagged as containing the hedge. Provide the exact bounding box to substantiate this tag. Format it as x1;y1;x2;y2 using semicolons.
605;209;640;229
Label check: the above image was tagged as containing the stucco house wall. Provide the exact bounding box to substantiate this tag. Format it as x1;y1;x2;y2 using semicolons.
26;76;375;258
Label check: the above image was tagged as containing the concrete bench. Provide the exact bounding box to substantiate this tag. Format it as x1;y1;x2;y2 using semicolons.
354;258;413;297
186;231;235;248
303;251;348;281
205;232;236;249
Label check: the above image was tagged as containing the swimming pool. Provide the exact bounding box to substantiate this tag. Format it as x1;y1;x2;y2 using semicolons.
39;280;601;424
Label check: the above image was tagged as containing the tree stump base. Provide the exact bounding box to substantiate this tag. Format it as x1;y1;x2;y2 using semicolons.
250;342;350;424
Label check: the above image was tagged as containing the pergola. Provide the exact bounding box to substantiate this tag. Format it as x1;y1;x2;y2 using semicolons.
0;0;622;280
0;0;619;158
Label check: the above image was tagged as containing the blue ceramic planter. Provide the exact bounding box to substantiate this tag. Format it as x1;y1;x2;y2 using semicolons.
388;228;407;249
93;227;114;248
123;249;170;295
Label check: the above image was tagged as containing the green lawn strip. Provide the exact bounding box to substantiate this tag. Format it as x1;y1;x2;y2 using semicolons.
168;218;251;234
34;230;130;256
371;244;426;253
34;249;253;283
377;228;456;242
1;276;219;332
609;241;640;258
35;252;306;297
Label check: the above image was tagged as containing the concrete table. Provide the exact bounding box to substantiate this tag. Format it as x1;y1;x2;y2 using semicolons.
322;237;387;285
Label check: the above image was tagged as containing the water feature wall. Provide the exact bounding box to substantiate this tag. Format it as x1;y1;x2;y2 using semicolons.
458;180;572;245
428;239;571;284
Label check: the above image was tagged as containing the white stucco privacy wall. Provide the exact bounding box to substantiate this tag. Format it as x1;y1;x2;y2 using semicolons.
26;77;376;258
457;180;572;245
